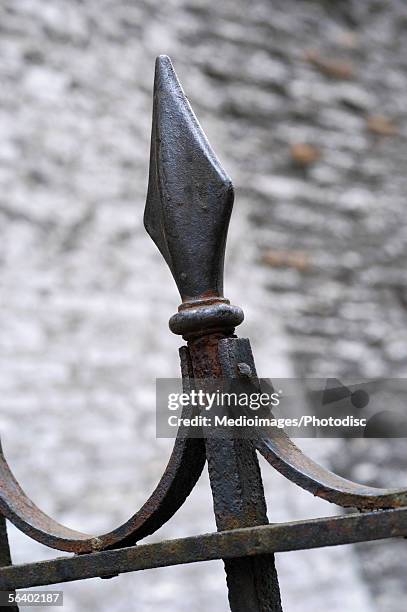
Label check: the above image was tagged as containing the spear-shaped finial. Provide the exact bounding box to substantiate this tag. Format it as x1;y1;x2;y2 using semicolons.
144;56;243;339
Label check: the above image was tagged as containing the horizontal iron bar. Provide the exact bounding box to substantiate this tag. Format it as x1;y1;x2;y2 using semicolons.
1;508;406;590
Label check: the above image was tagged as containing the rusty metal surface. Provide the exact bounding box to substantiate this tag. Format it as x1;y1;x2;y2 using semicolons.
1;508;406;591
0;512;13;569
0;424;205;553
0;514;18;611
188;336;282;611
256;432;407;510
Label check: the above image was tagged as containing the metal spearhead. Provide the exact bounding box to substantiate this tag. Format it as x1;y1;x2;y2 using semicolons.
144;55;234;305
144;56;243;337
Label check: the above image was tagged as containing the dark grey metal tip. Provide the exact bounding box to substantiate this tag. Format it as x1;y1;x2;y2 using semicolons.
144;55;235;304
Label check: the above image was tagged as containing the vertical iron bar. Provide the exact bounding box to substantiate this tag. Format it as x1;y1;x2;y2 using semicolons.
0;513;19;612
186;335;282;612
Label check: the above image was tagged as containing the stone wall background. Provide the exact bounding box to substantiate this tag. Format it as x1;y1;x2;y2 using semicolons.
1;1;406;610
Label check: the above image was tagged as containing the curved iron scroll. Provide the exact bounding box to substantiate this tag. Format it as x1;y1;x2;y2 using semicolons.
256;434;407;510
0;392;206;553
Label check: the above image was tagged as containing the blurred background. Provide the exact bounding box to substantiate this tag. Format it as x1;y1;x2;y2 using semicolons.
1;0;407;610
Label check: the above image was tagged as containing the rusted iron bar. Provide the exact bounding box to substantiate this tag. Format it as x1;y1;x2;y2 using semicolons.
0;514;19;611
1;509;406;591
186;338;282;611
0;514;12;570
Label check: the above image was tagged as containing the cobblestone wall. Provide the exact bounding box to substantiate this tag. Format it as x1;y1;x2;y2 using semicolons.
1;1;406;611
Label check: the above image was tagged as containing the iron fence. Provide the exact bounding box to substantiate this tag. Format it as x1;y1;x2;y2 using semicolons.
0;55;406;612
